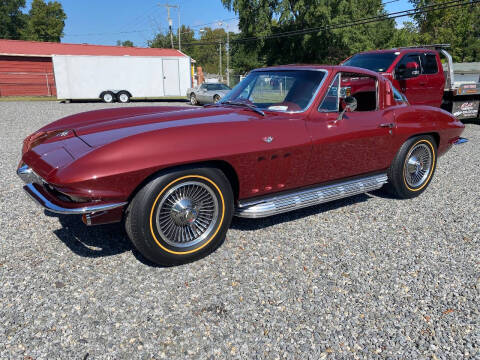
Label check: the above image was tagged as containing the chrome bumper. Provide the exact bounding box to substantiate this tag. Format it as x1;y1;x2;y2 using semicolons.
453;137;468;145
18;165;127;215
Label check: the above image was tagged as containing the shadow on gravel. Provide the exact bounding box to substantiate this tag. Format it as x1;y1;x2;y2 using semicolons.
231;193;373;231
46;211;132;258
46;212;169;267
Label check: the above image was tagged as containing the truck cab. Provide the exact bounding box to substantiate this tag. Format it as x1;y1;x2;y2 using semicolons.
343;48;445;107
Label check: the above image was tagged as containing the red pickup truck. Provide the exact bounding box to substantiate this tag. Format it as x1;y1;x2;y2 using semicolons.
343;45;480;120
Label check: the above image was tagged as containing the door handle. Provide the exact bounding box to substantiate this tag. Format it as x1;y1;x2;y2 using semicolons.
379;123;394;128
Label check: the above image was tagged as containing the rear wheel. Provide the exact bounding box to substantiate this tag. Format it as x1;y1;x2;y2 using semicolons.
125;167;234;265
117;91;130;103
101;91;115;103
386;135;437;199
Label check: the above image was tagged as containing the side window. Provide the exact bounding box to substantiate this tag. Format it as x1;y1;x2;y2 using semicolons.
390;81;406;102
200;84;207;90
421;54;438;74
318;73;340;112
397;54;422;71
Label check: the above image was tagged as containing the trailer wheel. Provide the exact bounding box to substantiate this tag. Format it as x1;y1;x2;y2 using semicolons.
101;91;115;103
117;91;131;103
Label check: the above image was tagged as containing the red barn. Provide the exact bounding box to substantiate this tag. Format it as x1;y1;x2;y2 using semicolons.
0;39;186;97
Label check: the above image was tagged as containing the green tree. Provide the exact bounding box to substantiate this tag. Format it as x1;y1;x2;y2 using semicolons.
22;0;66;42
116;40;134;47
221;0;397;67
389;21;420;48
148;31;172;48
0;0;27;39
192;27;227;75
409;0;480;62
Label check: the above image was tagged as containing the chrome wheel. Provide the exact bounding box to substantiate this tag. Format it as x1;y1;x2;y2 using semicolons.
118;93;129;103
190;94;197;105
103;93;114;103
213;95;220;103
404;142;433;188
154;181;219;248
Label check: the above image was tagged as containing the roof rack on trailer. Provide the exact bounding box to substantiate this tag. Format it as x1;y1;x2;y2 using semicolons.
391;44;451;50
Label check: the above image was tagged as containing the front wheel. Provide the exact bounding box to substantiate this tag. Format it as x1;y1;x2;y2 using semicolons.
190;93;198;105
386;135;437;199
125;167;234;265
101;91;115;103
213;94;221;103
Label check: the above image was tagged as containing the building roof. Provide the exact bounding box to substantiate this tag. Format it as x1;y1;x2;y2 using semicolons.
0;39;187;58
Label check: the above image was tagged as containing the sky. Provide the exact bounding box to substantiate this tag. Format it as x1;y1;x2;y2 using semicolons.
24;0;412;47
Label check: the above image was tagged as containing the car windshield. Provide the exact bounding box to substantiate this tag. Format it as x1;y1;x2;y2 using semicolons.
343;52;398;72
219;70;326;112
205;84;231;91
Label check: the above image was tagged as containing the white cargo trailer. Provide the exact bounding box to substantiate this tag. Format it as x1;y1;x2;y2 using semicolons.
52;55;191;103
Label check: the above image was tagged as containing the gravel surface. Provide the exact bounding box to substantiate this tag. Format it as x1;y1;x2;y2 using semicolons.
0;101;479;359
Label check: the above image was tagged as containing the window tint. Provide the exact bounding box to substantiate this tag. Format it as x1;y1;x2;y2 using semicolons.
318;74;340;112
397;54;422;70
421;54;438;74
343;53;398;72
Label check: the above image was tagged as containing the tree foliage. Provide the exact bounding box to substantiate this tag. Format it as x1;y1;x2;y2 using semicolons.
22;0;66;42
117;40;134;47
0;0;66;42
0;0;27;39
409;0;480;62
221;0;397;66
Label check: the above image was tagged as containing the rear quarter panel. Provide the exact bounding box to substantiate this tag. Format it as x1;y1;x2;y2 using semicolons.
393;105;464;156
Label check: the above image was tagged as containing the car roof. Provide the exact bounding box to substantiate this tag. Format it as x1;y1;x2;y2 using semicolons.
252;64;380;78
353;48;438;55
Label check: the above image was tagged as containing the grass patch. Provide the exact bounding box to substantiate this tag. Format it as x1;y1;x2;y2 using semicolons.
0;96;58;102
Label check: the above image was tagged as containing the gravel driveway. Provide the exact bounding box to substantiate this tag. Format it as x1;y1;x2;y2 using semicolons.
1;101;478;359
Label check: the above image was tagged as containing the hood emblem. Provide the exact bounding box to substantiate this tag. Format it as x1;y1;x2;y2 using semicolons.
263;136;274;143
57;130;70;137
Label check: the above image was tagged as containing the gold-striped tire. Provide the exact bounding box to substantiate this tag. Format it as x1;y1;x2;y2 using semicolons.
386;135;437;199
125;166;234;266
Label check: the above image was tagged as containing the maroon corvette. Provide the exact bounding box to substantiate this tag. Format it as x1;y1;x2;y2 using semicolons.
17;65;467;265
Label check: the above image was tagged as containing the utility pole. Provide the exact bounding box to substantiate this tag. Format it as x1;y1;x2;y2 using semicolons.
218;21;229;86
219;41;222;81
161;3;180;49
226;31;230;87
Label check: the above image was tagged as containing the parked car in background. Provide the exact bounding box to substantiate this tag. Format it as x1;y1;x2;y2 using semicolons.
342;45;480;120
187;83;231;105
18;65;466;266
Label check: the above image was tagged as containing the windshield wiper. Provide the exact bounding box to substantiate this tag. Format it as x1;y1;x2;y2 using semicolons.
209;101;265;116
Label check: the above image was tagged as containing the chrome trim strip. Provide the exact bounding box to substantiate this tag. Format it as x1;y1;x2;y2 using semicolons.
235;173;388;218
17;164;44;184
453;137;468;145
23;183;127;215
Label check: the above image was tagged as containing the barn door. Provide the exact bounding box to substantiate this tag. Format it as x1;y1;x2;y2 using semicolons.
162;59;180;96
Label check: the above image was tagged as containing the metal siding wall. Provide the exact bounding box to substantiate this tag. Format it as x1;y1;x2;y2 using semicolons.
0;56;56;97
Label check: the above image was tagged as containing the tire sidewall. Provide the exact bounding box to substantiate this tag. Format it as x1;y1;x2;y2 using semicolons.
190;94;197;105
118;92;130;103
390;135;437;199
131;167;233;265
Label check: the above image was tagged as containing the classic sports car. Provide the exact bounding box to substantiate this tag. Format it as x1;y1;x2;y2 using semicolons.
17;65;467;265
187;83;231;105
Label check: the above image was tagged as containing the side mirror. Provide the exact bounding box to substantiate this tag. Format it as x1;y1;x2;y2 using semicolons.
396;62;420;80
337;96;357;121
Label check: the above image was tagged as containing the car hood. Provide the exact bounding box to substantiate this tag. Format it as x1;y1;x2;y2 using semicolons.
38;105;254;148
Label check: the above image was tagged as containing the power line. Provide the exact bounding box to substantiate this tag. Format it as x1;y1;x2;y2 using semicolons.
174;0;479;46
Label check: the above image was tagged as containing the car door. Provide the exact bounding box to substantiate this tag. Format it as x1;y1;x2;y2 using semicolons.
420;52;445;107
304;71;398;185
392;53;426;105
197;84;208;103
